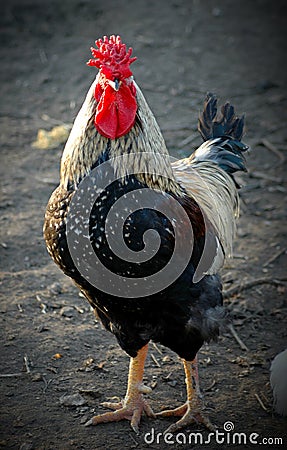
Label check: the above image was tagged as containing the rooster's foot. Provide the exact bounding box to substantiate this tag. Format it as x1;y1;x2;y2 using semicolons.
156;401;215;433
85;389;155;434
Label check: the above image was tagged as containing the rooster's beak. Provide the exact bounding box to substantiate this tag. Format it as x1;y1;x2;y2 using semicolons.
108;78;120;91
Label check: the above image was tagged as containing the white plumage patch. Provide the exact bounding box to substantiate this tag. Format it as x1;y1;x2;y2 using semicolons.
205;236;225;275
172;159;239;265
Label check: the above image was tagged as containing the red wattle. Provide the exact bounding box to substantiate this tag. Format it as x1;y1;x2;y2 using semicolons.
94;84;137;139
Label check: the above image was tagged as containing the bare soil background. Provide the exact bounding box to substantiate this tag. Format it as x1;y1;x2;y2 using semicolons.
0;0;287;449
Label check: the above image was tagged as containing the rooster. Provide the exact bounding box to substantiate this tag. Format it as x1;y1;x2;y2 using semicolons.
44;35;248;434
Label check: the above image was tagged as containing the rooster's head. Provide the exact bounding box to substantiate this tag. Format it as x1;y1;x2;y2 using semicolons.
87;35;137;140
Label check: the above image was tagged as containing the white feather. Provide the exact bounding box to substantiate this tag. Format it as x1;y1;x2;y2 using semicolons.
172;159;239;263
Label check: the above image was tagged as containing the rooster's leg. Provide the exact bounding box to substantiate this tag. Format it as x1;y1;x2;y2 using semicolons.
85;344;154;433
156;355;214;433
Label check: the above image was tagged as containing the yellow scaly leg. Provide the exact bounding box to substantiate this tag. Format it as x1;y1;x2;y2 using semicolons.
85;344;155;433
156;355;214;433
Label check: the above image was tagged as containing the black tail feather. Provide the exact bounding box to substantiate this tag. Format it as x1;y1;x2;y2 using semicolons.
198;93;217;141
193;93;248;179
198;93;245;142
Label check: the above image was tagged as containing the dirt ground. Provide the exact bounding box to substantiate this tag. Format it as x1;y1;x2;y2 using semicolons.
0;0;287;449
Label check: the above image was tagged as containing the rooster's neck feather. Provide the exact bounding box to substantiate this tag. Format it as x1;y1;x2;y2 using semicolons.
60;78;182;196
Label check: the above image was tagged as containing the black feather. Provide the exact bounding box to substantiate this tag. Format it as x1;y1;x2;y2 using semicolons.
198;93;246;142
198;92;217;140
194;93;248;177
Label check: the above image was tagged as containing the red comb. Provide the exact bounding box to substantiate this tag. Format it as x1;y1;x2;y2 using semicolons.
87;35;137;79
